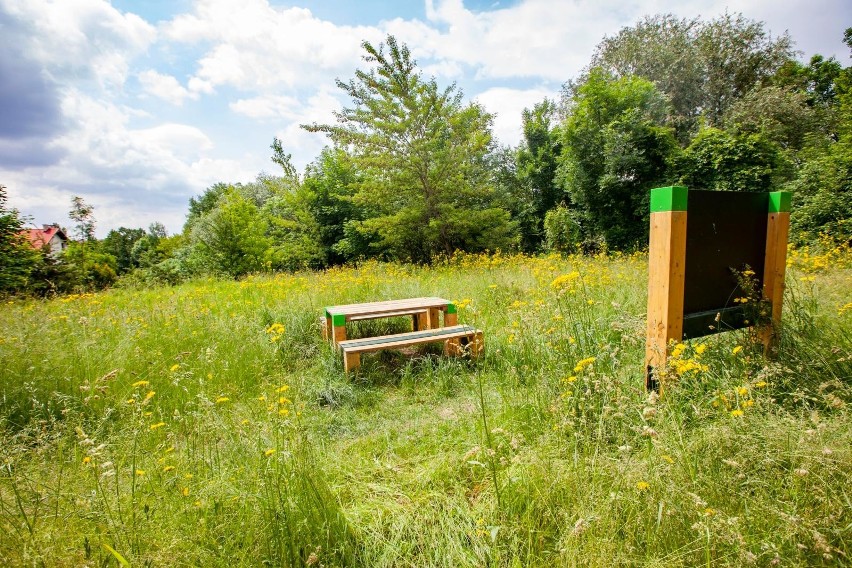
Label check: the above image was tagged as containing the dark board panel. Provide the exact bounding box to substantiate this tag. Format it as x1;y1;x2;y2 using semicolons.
682;191;768;329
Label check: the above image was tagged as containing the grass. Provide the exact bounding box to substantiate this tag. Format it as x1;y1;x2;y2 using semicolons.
1;248;850;566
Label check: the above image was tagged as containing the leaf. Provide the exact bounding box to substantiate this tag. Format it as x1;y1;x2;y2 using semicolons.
102;543;130;567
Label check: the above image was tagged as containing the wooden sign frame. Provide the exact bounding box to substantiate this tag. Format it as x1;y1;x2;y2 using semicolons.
645;186;791;391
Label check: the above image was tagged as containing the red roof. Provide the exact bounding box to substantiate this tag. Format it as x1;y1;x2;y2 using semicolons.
21;226;68;249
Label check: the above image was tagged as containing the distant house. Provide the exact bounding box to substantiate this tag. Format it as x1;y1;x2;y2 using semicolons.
22;224;69;257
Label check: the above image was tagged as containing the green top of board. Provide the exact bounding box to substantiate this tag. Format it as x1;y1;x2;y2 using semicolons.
650;186;688;212
768;191;791;213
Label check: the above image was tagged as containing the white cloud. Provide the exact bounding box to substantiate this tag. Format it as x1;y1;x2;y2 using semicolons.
138;70;198;105
1;0;157;89
475;86;560;146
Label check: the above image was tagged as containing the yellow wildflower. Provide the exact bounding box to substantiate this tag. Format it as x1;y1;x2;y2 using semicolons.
132;380;150;388
732;346;743;355
82;456;92;464
181;487;190;496
636;481;649;491
135;470;146;476
143;390;155;402
215;396;229;404
163;465;175;472
264;448;276;457
730;409;744;417
169;364;180;372
149;422;166;431
276;385;290;393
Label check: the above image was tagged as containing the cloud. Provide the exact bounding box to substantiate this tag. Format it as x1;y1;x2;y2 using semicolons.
1;0;156;89
475;86;560;145
137;70;198;105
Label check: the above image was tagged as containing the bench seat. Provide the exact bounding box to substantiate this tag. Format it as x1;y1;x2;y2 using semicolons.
337;325;484;372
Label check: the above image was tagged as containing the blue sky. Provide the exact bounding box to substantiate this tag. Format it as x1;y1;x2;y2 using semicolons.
2;0;850;237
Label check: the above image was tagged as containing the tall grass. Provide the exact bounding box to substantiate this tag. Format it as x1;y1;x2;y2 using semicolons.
1;249;850;566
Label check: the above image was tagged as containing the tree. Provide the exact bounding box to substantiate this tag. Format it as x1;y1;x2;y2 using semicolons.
303;35;516;263
190;189;271;278
557;69;678;250
592;13;794;139
0;185;39;294
69;196;96;241
101;227;146;274
678;127;780;192
513;99;564;251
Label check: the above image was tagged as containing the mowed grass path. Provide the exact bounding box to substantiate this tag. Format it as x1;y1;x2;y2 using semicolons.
1;250;850;567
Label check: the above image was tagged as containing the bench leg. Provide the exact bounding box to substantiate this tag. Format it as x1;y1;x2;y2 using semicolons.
344;351;360;373
333;324;347;344
445;332;484;358
321;317;329;341
445;312;458;326
428;308;441;329
414;312;429;331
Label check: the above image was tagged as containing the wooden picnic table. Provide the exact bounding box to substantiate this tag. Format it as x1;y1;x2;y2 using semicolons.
324;297;457;344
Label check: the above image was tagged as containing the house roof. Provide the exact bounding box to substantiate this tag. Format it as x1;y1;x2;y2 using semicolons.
22;226;68;249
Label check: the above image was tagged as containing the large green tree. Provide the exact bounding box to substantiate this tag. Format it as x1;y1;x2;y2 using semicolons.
558;69;678;250
592;13;794;139
304;35;516;263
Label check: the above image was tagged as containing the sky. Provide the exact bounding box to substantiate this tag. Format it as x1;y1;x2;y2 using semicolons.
1;0;850;237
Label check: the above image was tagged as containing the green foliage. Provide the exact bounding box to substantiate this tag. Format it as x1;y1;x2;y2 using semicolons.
191;189;271;278
512;100;564;251
592;13;794;139
543;204;582;254
788;138;852;243
62;242;118;290
0;185;40;294
558;69;678;249
101;227;146;274
678;127;781;192
304;35;516;262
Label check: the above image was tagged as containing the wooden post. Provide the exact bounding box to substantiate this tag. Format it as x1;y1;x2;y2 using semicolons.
444;303;457;326
645;186;688;392
331;313;347;344
759;191;791;354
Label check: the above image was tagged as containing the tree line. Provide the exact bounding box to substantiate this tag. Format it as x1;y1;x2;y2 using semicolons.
2;14;850;293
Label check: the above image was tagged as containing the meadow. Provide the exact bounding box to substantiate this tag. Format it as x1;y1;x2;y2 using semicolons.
1;247;850;567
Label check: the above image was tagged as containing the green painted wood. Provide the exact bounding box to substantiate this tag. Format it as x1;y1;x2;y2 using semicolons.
446;303;457;314
332;314;346;326
768;191;791;213
650;186;688;212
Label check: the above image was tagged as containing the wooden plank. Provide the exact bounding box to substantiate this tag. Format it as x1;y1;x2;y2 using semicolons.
326;297;451;318
338;325;481;354
645;209;687;391
759;210;790;353
349;309;427;321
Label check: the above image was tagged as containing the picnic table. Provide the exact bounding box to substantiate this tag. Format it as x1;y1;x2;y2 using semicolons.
322;297;482;372
323;297;457;345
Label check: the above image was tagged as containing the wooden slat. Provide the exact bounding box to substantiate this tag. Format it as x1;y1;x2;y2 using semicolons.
339;325;480;354
759;211;790;353
326;297;450;318
349;309;427;322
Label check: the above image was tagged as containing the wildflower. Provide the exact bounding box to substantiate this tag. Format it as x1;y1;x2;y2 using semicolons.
143;390;155;402
278;396;291;405
737;387;749;397
181;487;190;496
730;409;744;417
136;470;146;476
264;448;276;457
661;454;674;464
573;357;596;373
636;481;649;491
164;446;175;454
276;385;289;393
241;419;250;425
732;346;743;355
563;376;577;384
279;408;290;417
132;380;150;388
169;364;180;372
694;344;707;355
126;399;135;404
149;422;166;431
754;381;767;388
215;396;229;404
163;465;175;472
704;508;716;516
82;456;92;464
258;395;267;402
184;473;193;479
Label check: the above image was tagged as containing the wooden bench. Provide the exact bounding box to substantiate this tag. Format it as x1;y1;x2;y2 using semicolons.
337;325;484;372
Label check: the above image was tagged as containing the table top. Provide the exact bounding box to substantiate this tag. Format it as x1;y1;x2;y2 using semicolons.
325;297;451;318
